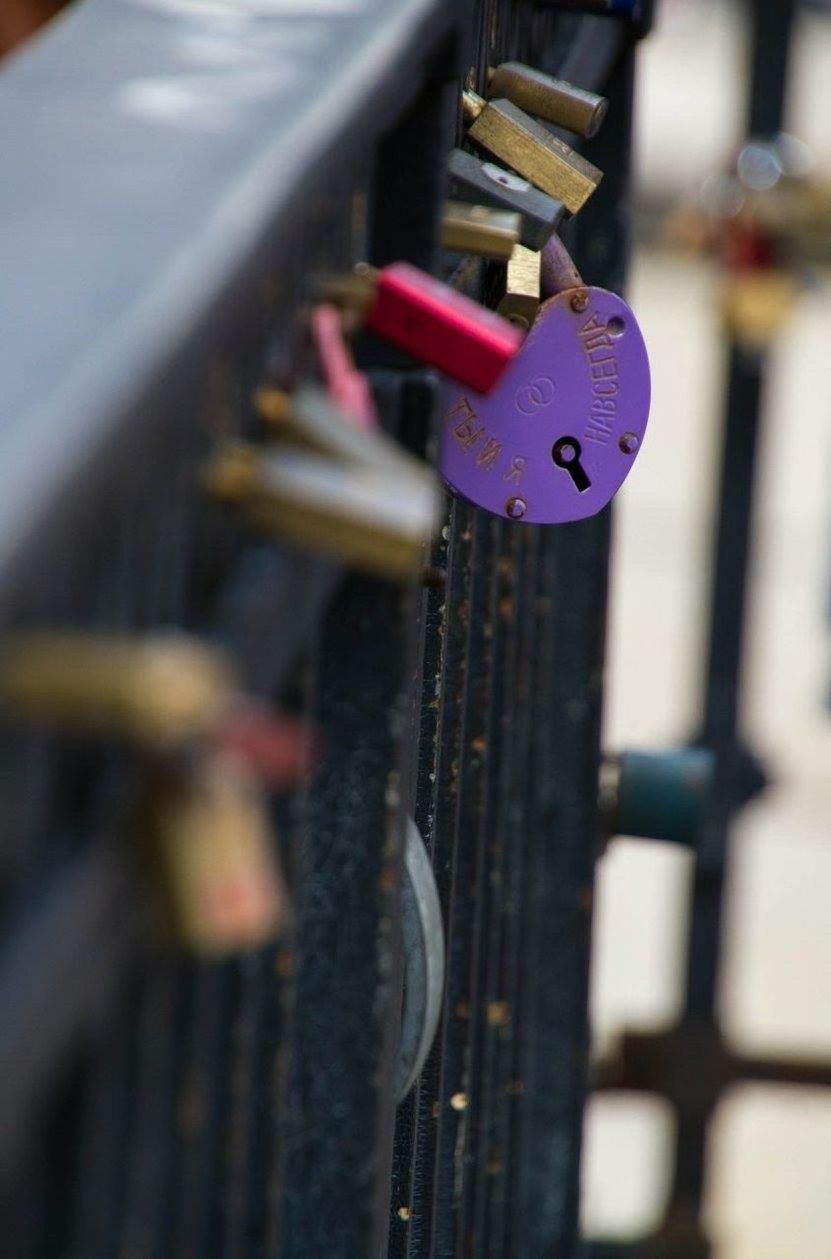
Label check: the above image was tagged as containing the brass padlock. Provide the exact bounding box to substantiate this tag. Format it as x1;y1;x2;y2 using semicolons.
137;749;291;956
487;63;608;138
441;201;521;259
204;431;439;581
462;90;602;214
255;385;417;474
0;633;232;748
496;244;542;330
719;269;797;351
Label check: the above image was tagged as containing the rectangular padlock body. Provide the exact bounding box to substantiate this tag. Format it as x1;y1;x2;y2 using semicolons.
468;98;601;213
442;202;520;260
497;243;542;329
447;148;565;250
366;262;522;393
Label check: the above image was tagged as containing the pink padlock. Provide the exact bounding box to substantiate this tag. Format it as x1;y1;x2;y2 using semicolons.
310;303;379;431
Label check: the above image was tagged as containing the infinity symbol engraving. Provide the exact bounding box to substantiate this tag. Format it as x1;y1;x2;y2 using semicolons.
515;375;556;415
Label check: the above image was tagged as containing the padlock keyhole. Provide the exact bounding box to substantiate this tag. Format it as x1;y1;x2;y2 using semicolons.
551;436;591;493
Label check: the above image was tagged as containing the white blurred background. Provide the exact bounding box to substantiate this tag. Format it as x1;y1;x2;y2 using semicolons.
581;1;831;1253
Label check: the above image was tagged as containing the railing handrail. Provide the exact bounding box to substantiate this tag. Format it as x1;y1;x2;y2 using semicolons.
0;0;454;601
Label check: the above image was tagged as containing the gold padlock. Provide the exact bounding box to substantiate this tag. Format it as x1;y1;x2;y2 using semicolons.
254;385;411;474
719;269;797;351
204;439;439;581
462;90;602;214
137;749;291;956
209;387;440;581
496;244;542;330
0;633;232;748
487;63;608;138
441;201;521;259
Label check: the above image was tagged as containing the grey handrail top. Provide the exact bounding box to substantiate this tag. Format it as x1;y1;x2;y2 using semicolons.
0;0;451;591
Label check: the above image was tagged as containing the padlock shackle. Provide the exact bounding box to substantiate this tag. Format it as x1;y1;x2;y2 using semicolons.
541;234;584;299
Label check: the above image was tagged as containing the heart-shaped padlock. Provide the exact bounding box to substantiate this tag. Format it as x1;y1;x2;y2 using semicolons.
439;286;650;523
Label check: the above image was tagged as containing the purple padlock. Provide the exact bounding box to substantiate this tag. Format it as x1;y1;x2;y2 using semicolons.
439;274;650;524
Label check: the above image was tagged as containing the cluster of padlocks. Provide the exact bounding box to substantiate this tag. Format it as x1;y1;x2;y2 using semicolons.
0;57;651;967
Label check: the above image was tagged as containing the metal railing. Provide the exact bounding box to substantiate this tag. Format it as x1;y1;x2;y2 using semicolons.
0;3;644;1256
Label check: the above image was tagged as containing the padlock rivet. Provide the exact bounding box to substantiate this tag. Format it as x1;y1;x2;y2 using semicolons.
570;290;589;313
506;496;527;519
619;432;639;454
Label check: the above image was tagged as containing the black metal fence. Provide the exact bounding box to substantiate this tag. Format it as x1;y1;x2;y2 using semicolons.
0;3;648;1256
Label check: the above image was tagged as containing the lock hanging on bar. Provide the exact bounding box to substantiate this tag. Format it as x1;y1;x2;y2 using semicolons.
0;633;232;749
461;91;602;214
0;632;312;955
309;302;379;431
439;235;651;524
446;148;566;251
497;244;543;331
487;63;608;138
206;386;441;581
441;201;522;260
136;748;292;957
317;260;523;393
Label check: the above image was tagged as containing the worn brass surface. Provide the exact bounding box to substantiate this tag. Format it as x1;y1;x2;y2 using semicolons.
466;96;601;213
496;244;542;330
208;441;439;581
139;751;290;955
442;200;520;258
255;386;413;473
487;63;608;138
720;270;797;350
0;634;233;747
